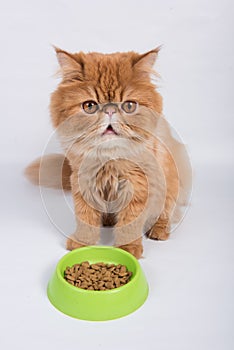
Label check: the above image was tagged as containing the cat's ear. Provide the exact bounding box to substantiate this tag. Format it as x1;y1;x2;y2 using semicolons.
54;47;84;81
133;47;161;72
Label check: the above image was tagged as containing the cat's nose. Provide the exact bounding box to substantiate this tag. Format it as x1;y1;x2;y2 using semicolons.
103;103;118;117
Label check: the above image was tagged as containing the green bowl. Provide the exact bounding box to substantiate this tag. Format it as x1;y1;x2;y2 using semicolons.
47;246;149;321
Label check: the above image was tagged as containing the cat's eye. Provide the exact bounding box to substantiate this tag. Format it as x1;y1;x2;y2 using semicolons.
82;101;99;114
121;101;137;114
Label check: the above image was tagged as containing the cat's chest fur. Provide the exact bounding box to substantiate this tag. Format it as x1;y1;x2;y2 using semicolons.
72;157;149;216
68;140;166;230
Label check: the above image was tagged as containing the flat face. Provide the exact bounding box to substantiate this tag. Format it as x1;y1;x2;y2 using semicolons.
51;49;162;129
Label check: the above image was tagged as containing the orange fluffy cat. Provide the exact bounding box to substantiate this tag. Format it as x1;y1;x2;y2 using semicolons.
25;47;191;258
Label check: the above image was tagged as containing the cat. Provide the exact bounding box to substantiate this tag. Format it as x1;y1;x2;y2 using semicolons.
25;47;191;258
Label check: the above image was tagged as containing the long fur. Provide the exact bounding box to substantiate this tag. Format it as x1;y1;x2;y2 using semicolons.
25;154;71;190
25;47;191;258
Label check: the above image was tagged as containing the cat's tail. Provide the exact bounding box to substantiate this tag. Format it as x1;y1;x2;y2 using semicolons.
24;154;72;190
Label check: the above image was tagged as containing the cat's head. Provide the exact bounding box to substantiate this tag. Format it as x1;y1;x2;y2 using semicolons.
50;48;162;156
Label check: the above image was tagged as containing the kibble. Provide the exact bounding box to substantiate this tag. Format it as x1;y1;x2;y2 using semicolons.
64;262;132;291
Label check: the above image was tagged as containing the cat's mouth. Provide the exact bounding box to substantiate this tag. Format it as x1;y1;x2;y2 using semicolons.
102;124;118;136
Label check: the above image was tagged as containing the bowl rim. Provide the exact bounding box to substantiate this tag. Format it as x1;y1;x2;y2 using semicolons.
55;245;141;294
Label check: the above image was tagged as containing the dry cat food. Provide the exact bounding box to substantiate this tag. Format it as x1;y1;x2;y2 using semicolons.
64;261;133;290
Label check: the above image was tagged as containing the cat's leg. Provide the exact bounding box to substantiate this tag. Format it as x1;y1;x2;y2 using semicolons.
114;183;149;258
145;170;178;241
66;192;101;250
114;207;145;259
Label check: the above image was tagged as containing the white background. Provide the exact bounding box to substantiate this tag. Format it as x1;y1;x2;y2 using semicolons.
0;1;233;349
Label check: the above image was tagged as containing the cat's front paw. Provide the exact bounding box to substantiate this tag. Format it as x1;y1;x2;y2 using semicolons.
118;238;143;259
66;237;86;251
146;224;170;241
